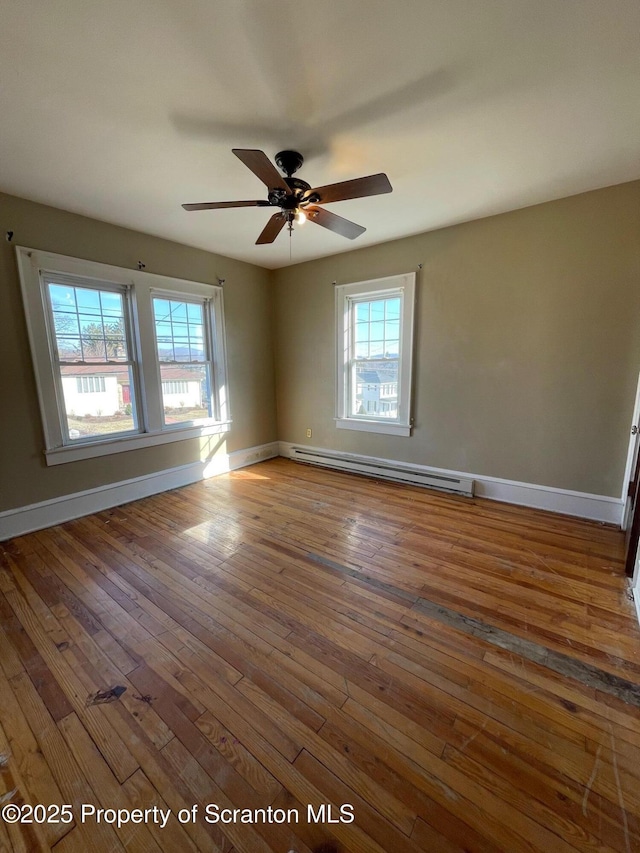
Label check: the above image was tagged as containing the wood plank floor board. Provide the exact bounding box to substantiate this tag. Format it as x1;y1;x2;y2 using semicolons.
448;719;639;853
371;650;593;757
122;769;201;853
128;669;274;815
316;714;501;853
234;677;417;836
75;519;295;655
0;706;61;851
0;570;75;724
0;458;638;852
450;714;640;833
0;645;67;847
402;590;640;682
5;669;125;852
57;711;164;853
0;570;141;780
483;649;640;745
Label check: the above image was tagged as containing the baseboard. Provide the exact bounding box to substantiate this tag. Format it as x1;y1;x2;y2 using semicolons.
0;441;279;541
1;440;623;542
278;441;623;525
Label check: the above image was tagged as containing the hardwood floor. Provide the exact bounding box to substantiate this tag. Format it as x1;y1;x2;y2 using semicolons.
0;457;639;852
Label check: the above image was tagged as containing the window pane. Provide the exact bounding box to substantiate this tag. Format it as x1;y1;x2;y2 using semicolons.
160;364;211;425
153;298;206;363
370;301;385;321
75;288;101;314
354;322;369;343
169;300;188;323
99;290;124;320
187;302;202;322
385;320;400;341
355;303;369;322
47;282;128;363
60;366;137;440
369;339;385;358
352;359;399;418
369;321;385;341
55;336;82;360
385;298;401;320
53;311;80;339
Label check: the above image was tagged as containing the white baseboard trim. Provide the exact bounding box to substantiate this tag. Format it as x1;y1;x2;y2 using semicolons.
0;441;279;541
278;442;624;526
1;440;623;542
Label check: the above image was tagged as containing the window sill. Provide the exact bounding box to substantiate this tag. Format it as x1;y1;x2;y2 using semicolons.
335;418;411;437
44;420;232;466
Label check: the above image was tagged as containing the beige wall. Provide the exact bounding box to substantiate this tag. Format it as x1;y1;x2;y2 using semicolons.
0;192;277;512
273;181;640;497
2;181;639;514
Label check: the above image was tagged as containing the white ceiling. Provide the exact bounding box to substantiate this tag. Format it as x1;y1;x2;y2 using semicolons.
1;0;639;269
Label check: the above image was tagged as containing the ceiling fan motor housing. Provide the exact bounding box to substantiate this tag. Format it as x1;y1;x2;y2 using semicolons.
275;150;304;177
268;181;319;211
270;151;320;210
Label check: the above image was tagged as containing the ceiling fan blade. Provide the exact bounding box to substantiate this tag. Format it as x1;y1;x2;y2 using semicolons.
232;149;290;193
256;213;286;244
304;173;392;205
307;206;366;240
182;200;271;211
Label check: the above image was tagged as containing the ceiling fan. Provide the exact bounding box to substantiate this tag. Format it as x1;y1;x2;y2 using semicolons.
182;149;392;244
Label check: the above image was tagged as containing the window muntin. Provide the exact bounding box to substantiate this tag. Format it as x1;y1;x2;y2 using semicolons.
44;278;139;443
335;273;415;437
153;296;213;427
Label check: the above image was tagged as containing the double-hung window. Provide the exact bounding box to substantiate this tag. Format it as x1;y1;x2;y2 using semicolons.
43;275;140;443
17;247;230;465
335;272;415;436
153;295;217;427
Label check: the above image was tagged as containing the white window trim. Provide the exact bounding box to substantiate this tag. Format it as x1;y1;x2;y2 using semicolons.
335;272;415;437
16;246;231;465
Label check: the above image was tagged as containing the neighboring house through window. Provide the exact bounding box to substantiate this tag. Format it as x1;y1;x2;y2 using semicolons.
335;272;415;436
16;247;230;465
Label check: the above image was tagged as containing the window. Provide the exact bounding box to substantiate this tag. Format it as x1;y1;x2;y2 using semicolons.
162;380;189;395
153;296;212;427
77;377;106;394
16;247;230;465
44;276;139;442
335;272;415;436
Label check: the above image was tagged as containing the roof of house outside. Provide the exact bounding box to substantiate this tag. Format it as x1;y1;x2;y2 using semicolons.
358;370;381;383
60;365;203;381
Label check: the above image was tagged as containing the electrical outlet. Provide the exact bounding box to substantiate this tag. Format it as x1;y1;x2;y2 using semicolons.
306;428;312;438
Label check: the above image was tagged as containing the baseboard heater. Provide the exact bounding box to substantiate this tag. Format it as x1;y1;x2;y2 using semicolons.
289;447;474;497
